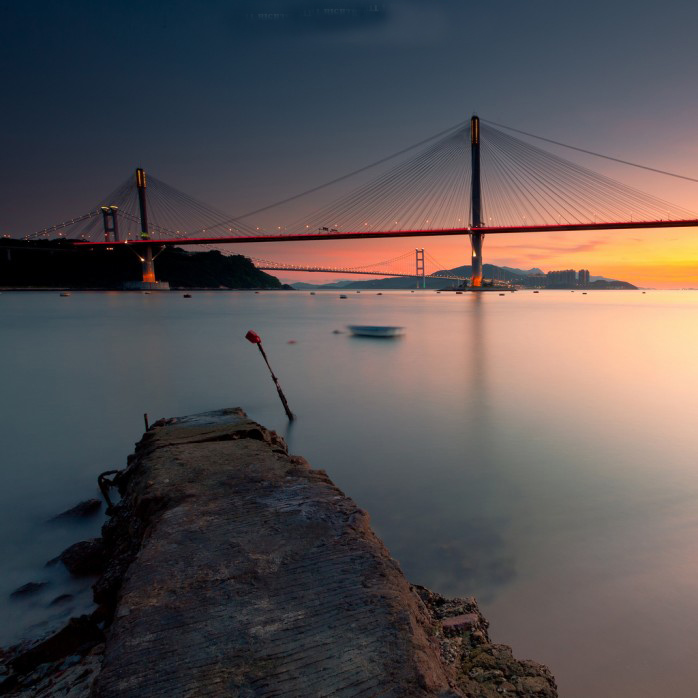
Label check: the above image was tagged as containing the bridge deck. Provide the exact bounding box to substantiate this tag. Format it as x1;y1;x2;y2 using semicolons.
71;218;698;248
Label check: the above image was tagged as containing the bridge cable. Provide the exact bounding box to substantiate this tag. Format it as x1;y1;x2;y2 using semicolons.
483;119;698;185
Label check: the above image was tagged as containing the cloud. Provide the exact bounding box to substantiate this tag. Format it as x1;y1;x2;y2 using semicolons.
232;0;449;45
235;1;388;34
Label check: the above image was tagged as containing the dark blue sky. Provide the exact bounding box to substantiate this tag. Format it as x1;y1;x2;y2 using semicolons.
2;0;698;272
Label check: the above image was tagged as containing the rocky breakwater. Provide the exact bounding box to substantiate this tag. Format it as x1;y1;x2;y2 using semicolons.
1;408;557;697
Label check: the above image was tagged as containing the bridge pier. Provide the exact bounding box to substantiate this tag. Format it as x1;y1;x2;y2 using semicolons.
142;245;156;283
471;232;484;287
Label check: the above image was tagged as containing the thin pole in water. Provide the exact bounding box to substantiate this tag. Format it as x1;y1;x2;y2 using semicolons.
245;330;295;421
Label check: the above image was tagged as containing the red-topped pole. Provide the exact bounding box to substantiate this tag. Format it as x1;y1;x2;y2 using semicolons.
246;330;294;420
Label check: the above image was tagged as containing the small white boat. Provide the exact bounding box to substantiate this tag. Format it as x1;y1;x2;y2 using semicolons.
347;325;404;338
59;291;71;297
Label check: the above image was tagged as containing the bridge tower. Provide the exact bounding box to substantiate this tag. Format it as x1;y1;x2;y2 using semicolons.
100;205;119;242
123;168;169;290
470;115;484;287
136;168;157;283
415;248;425;288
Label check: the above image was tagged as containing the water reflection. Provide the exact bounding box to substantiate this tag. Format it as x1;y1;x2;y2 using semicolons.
373;293;517;601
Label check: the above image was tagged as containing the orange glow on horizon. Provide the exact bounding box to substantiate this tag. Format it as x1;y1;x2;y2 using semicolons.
246;225;698;289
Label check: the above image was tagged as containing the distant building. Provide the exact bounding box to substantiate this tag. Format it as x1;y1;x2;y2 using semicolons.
578;269;590;286
527;273;547;288
546;269;577;287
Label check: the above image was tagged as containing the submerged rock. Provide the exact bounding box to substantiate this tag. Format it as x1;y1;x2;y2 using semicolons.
7;615;103;676
51;498;102;521
49;594;74;607
54;539;106;577
10;582;48;599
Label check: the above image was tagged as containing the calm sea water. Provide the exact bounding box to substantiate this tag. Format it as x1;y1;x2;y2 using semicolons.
1;289;698;696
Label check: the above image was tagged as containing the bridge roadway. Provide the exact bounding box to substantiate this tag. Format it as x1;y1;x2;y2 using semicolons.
72;218;698;248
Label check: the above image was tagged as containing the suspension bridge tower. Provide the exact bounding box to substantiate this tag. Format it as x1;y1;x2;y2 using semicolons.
470;115;484;287
123;168;169;290
415;248;425;288
100;205;120;242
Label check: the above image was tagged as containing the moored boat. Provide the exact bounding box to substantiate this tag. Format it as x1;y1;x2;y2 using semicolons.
347;325;404;338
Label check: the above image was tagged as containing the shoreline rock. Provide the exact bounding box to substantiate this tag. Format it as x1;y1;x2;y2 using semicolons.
1;408;556;697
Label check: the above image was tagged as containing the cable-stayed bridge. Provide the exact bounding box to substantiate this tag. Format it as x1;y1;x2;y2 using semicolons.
21;116;698;289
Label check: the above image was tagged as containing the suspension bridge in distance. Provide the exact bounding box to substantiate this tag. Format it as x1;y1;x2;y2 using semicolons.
251;249;468;287
23;115;698;290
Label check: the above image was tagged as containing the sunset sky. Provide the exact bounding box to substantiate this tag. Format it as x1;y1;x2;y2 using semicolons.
2;0;698;287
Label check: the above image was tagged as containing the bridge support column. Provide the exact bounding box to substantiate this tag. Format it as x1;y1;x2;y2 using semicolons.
142;245;156;283
471;232;484;287
470;115;485;288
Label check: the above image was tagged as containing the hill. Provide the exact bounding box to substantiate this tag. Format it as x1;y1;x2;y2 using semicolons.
0;240;285;290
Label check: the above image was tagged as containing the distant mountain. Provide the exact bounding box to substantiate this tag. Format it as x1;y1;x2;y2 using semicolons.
291;280;355;289
499;266;544;276
340;276;457;290
588;279;637;290
443;263;523;282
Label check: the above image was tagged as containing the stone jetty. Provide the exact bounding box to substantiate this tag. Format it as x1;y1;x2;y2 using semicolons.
0;408;556;697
